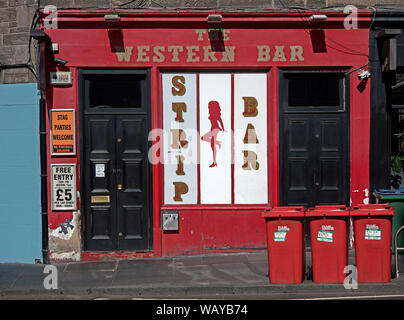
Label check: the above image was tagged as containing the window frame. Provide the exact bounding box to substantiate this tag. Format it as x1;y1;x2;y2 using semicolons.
279;69;348;114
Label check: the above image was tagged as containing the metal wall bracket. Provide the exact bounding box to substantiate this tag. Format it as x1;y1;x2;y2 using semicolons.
161;210;179;231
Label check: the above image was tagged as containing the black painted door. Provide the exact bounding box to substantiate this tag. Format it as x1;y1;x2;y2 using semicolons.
280;113;348;208
83;114;152;251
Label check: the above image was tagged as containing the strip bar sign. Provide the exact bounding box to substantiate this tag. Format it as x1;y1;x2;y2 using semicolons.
51;164;77;210
50;109;76;156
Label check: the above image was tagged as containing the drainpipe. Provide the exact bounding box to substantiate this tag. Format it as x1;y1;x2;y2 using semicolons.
40;96;50;264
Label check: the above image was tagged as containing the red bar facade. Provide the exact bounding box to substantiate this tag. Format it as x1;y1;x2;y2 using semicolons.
39;10;373;261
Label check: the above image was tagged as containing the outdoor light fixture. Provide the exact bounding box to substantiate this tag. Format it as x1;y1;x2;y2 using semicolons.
54;57;68;66
309;14;328;22
104;14;121;22
207;14;222;24
30;28;51;42
357;69;371;80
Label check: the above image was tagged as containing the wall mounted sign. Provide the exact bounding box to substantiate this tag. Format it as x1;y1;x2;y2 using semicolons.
234;73;268;204
199;73;232;204
50;71;73;86
51;164;77;211
163;73;198;204
162;72;268;205
95;163;105;178
50;109;76;156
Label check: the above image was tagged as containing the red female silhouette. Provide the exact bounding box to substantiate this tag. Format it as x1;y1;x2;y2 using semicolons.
201;100;225;167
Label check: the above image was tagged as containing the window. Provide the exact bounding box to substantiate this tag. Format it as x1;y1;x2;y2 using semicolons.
85;74;145;109
281;70;346;112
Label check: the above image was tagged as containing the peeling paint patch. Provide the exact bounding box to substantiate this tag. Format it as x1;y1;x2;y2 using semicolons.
50;251;80;262
49;210;81;262
363;188;369;204
50;211;79;240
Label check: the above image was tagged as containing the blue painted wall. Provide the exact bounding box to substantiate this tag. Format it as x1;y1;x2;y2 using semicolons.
0;83;42;263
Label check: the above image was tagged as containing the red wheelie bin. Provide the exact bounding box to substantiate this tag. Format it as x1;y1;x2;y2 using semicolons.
351;204;395;283
262;206;306;283
306;205;350;283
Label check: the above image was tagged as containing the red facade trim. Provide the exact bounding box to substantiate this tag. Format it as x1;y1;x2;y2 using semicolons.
40;9;373;261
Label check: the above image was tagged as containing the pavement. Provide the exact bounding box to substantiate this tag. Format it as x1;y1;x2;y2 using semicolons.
1;250;404;300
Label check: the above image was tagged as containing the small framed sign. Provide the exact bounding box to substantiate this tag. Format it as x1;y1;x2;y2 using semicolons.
50;109;76;156
51;164;77;211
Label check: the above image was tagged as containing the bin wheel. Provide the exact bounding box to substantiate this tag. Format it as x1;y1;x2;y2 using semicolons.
306;266;313;280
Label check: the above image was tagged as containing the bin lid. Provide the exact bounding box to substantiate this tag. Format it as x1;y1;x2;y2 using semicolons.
374;188;404;195
374;188;404;200
262;206;306;218
350;204;395;216
306;205;349;217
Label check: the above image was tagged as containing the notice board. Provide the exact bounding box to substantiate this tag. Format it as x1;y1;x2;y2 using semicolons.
50;109;76;156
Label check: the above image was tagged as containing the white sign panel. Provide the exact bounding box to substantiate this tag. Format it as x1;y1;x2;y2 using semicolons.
163;73;198;204
199;73;232;204
50;71;72;86
234;73;268;204
95;163;105;178
51;164;77;210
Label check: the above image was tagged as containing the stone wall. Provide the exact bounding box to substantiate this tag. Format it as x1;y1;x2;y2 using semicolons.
1;0;404;84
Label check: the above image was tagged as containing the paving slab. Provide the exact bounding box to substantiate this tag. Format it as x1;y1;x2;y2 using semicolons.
0;251;404;299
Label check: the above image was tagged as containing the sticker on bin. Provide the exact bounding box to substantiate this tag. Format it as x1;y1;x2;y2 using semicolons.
317;225;334;243
274;226;290;242
365;224;382;240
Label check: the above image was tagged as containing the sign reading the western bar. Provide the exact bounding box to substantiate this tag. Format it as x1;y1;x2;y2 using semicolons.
113;29;305;65
50;109;76;156
51;164;77;211
162;72;268;205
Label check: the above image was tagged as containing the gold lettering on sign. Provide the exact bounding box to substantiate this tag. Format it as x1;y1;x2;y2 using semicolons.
168;46;184;62
242;150;260;171
221;46;236;62
195;29;207;41
137;46;150;62
172;76;186;96
153;46;165;62
242;97;258;117
241;95;259;171
175;155;185;176
112;44;304;63
273;45;286;62
203;46;218;62
170;129;189;149
222;30;230;41
172;102;187;122
186;46;200;62
173;181;189;201
195;29;231;41
257;45;270;62
115;46;133;62
170;75;189;202
243;123;259;144
290;45;304;61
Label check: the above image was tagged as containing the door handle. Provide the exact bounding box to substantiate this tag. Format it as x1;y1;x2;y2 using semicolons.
314;173;320;187
117;184;123;191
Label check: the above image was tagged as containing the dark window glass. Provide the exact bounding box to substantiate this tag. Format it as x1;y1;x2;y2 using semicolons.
87;74;144;108
287;73;341;107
